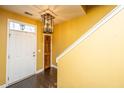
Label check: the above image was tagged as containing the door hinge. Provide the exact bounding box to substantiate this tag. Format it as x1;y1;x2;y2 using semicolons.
8;55;10;59
8;77;9;81
9;33;11;37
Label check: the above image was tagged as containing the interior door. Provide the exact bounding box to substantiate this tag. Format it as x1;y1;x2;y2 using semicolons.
8;30;36;85
44;35;51;69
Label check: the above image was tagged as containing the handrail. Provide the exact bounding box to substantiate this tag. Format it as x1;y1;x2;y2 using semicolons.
56;5;124;63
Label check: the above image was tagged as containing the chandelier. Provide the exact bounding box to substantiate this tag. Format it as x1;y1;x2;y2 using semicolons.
41;13;55;33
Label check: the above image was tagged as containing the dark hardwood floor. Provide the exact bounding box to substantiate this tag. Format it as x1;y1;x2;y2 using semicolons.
7;67;57;88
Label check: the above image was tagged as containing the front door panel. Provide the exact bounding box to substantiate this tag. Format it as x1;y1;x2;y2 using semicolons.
8;30;36;85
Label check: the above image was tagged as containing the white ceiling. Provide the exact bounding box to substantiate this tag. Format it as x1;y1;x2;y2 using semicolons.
0;5;86;24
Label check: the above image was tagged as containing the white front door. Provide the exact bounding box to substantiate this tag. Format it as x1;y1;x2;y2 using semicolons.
8;29;36;85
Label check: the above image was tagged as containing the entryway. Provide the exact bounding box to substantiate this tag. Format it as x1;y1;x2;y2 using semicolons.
7;19;37;86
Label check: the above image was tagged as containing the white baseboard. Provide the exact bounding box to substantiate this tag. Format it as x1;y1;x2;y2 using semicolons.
0;84;6;88
6;73;35;87
36;68;44;74
51;64;57;69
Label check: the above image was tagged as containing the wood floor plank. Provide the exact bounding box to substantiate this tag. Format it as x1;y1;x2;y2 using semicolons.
7;67;57;88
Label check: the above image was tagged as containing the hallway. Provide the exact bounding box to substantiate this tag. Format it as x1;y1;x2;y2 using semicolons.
7;67;57;88
0;5;123;88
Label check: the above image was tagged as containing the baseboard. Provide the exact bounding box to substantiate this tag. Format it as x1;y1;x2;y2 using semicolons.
51;64;57;69
36;68;44;74
0;84;6;88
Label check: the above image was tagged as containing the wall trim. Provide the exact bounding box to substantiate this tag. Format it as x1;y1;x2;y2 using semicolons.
6;68;43;87
56;5;124;63
0;84;6;88
43;33;52;70
7;74;35;87
51;64;58;69
36;68;44;74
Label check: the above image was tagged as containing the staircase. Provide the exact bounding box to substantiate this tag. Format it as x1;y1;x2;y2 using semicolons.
57;6;124;88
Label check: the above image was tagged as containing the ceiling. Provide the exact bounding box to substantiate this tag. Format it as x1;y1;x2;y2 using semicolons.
0;5;86;24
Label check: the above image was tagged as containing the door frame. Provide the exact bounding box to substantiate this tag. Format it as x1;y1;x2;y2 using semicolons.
6;19;37;86
43;33;52;70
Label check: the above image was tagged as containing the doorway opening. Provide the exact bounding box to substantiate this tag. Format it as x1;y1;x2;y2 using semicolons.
6;19;37;86
43;34;52;70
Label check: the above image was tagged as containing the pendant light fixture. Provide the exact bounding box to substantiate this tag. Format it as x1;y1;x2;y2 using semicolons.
41;13;55;33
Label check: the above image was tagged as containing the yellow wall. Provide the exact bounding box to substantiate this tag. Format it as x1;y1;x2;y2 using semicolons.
0;8;43;86
58;6;124;88
52;5;115;66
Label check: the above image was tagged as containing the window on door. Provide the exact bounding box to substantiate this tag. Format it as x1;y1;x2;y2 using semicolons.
9;21;36;33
